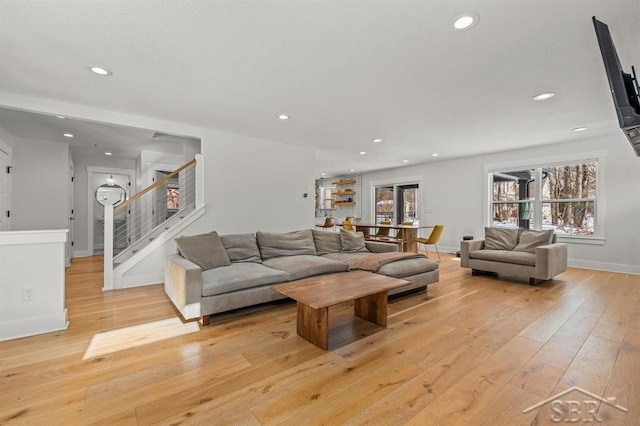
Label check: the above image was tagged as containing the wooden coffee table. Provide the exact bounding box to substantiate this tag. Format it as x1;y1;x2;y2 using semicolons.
272;270;410;350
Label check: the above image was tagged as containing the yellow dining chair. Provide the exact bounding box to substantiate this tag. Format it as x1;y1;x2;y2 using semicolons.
375;220;392;238
413;225;444;261
342;217;354;231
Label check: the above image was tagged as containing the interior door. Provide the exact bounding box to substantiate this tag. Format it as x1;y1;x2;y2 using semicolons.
67;162;75;264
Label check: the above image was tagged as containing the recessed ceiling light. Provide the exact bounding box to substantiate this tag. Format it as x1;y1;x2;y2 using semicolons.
55;115;66;119
278;114;290;120
533;92;555;101
452;12;479;30
359;151;367;155
349;169;355;172
572;127;588;132
88;66;113;76
105;152;113;156
402;160;409;163
372;138;383;143
63;133;74;138
320;173;326;176
431;153;439;157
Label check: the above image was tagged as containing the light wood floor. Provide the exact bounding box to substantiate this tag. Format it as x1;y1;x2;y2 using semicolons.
1;253;638;425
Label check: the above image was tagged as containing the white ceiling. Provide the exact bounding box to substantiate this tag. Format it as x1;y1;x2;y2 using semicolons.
0;1;638;175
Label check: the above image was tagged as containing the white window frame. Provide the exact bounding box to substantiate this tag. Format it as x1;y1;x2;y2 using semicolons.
484;151;606;245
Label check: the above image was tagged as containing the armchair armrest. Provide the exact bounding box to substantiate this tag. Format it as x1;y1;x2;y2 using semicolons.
365;241;400;253
534;243;568;280
460;239;485;267
164;254;203;320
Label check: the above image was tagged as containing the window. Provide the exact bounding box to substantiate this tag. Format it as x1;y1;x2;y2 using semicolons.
490;161;598;236
374;183;419;225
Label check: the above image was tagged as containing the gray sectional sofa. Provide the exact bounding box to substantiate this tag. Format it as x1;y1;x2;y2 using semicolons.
460;227;567;285
164;229;439;325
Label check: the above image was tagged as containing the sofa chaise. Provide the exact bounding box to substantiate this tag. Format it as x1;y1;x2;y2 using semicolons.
165;229;439;325
460;227;567;285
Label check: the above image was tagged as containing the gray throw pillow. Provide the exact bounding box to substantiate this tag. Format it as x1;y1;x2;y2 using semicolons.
340;229;367;253
219;233;262;263
256;229;317;260
312;229;342;255
484;227;518;250
514;229;554;253
175;231;231;270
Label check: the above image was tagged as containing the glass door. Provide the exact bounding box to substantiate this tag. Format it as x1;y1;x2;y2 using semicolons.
375;186;394;223
374;183;420;225
397;184;419;224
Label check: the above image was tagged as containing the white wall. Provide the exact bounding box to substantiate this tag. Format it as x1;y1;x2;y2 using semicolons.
0;230;68;341
121;129;317;286
361;133;640;274
12;137;69;231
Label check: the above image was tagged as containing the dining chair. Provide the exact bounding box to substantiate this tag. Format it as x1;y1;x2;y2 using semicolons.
375;220;392;238
413;224;444;261
315;217;336;231
342;217;354;231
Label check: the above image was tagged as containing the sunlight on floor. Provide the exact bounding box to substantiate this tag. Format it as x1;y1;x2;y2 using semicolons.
83;317;200;360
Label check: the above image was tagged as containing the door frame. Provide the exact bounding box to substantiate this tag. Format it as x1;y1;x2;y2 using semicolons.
87;166;135;256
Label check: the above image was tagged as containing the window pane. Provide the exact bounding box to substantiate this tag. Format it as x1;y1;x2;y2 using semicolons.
492;170;535;202
375;187;393;223
542;201;595;235
492;202;534;229
542;163;597;200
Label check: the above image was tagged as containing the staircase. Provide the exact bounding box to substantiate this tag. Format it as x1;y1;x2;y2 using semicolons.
102;155;205;290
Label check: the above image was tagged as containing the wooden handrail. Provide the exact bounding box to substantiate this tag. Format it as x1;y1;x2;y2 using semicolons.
114;159;196;213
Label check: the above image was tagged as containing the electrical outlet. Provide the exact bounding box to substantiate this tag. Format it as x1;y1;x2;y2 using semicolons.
22;288;35;301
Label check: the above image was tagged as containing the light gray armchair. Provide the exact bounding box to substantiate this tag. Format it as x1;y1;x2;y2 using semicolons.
460;230;568;285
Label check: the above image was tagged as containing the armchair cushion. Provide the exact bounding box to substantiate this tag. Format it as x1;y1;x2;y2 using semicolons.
469;249;536;266
514;229;554;254
484;227;518;250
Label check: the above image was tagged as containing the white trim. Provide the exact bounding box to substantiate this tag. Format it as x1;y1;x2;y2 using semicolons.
122;272;164;288
568;259;640;275
483;150;608;173
0;229;68;245
72;249;91;258
558;235;605;245
368;175;423;225
0;309;68;342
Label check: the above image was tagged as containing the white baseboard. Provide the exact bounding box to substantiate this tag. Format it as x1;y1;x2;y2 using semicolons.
568;259;640;275
0;309;68;342
122;272;164;288
72;250;91;258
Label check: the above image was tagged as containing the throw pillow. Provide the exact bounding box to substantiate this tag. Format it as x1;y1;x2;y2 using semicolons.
484;227;518;250
340;229;367;253
255;230;317;260
175;231;231;270
219;233;262;263
312;229;343;255
514;229;554;253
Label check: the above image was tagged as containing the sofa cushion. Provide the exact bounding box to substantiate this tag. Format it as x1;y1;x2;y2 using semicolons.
256;230;316;260
377;257;439;278
201;263;289;297
340;229;368;253
220;233;262;263
484;227;518;250
469;249;535;266
263;255;348;281
175;232;231;270
321;252;371;267
312;229;342;255
514;229;554;254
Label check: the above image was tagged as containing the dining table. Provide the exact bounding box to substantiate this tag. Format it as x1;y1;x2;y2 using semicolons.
353;223;434;253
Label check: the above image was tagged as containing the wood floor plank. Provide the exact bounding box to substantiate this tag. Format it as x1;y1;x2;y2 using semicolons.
1;254;637;424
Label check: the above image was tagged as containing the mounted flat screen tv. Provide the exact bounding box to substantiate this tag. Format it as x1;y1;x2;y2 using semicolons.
592;16;640;155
